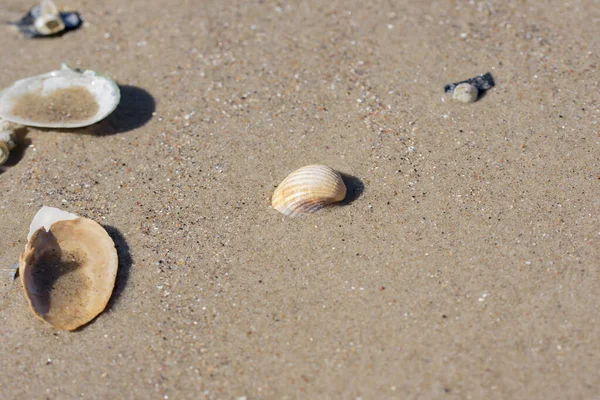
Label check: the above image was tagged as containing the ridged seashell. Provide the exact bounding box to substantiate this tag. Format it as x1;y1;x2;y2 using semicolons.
19;207;118;330
0;64;120;128
272;165;347;216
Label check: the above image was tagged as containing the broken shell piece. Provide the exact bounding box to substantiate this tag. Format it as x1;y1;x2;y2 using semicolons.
0;121;17;165
19;206;118;330
444;72;495;94
34;0;64;35
452;83;478;103
0;64;120;128
27;206;79;240
0;141;10;165
15;0;82;38
272;165;347;217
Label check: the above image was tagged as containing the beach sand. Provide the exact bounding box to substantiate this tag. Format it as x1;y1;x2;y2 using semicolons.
1;0;599;398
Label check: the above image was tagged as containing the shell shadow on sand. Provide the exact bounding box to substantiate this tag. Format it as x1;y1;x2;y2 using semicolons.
102;225;132;314
74;85;156;136
339;173;364;206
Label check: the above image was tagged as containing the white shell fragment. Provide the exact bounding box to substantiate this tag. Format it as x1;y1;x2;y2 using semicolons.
272;165;347;217
19;206;118;330
452;83;479;103
34;0;65;36
15;0;82;38
0;64;120;128
27;206;79;240
0;141;11;166
0;121;17;165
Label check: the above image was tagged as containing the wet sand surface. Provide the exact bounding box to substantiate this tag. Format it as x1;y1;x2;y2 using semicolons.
1;0;599;398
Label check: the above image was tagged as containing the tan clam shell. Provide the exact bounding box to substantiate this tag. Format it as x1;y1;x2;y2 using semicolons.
19;208;118;330
272;165;347;216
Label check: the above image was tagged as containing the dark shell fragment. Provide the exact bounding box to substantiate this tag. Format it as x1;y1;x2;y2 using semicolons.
444;72;495;94
14;3;82;38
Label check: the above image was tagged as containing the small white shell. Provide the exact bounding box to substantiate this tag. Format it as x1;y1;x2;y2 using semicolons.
452;83;478;103
34;0;65;36
272;165;347;217
0;64;120;128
